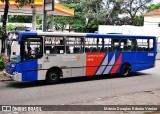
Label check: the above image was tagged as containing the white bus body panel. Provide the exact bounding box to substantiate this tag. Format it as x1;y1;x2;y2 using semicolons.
38;54;86;80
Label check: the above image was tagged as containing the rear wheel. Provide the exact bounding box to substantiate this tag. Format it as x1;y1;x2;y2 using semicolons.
46;70;60;84
120;64;130;76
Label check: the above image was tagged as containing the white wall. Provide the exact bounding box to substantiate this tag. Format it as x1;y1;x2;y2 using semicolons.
144;16;160;27
98;25;160;36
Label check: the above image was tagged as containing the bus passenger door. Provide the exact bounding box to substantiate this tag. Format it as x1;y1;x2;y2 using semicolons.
22;36;44;81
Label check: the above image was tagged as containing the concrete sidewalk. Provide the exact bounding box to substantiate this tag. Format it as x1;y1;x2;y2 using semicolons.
0;70;11;81
0;70;3;74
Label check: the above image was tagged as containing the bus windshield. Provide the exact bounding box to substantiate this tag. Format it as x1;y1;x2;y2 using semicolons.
6;39;21;63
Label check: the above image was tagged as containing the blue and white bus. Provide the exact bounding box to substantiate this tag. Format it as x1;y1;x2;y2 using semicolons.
3;31;157;84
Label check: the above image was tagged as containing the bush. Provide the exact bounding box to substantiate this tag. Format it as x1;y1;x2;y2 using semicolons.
6;24;16;31
0;54;4;69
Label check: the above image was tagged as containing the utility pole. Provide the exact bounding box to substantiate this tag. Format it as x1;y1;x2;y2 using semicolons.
32;6;37;31
43;0;54;32
43;0;47;32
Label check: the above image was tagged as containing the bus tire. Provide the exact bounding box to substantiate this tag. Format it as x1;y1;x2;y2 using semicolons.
46;70;60;84
120;64;130;77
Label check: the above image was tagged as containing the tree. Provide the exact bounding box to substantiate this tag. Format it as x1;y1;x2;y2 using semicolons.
104;0;124;25
36;0;85;32
81;0;105;30
121;0;152;25
58;0;80;4
62;3;85;32
0;0;34;53
1;0;9;53
8;15;32;23
53;0;85;32
133;16;144;26
81;0;123;29
6;24;16;31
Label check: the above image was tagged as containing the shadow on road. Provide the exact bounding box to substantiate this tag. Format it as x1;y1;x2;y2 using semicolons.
6;72;148;88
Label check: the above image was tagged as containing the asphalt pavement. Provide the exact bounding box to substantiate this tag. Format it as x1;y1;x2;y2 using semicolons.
0;61;160;114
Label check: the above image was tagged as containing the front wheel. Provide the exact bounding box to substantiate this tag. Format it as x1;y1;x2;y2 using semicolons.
46;70;60;84
120;64;130;77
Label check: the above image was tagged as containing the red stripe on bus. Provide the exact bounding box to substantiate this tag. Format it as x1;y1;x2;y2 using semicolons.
86;53;105;76
110;53;122;74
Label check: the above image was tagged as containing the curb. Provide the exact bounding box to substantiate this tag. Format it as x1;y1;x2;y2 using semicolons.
0;71;11;81
0;72;3;75
0;71;3;75
0;71;10;82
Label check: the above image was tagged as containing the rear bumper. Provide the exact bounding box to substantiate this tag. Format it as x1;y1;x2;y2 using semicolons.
3;70;22;81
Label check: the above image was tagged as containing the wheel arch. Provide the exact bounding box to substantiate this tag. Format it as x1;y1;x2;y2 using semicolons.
121;62;131;71
46;66;63;78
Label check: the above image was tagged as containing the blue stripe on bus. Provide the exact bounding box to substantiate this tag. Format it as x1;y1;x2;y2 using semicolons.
101;53;114;74
94;53;108;75
109;53;121;74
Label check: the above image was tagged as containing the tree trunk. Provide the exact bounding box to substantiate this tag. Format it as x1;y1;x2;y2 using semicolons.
1;0;9;53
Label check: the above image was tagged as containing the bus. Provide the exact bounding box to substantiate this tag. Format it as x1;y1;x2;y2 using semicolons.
3;31;157;84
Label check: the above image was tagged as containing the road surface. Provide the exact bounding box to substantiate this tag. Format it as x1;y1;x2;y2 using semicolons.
0;61;160;105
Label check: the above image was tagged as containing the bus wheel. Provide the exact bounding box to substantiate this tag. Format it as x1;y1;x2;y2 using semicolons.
120;64;130;77
46;70;60;84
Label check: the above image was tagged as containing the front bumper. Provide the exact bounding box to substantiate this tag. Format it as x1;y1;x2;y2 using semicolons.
3;70;22;81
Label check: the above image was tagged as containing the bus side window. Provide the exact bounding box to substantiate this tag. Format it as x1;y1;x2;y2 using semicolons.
85;37;102;53
149;39;154;51
66;37;84;54
45;37;65;54
121;39;135;52
45;46;51;54
136;39;149;52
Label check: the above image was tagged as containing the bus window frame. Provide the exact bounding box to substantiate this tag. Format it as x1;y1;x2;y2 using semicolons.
66;36;84;54
22;36;43;61
135;38;154;52
85;37;103;53
44;36;65;55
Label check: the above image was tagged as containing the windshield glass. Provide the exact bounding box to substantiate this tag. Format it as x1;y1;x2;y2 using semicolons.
6;39;21;63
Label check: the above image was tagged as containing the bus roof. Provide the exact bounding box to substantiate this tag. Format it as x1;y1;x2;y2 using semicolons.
86;33;156;39
16;31;156;41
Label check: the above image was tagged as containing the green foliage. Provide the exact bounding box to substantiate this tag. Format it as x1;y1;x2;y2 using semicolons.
15;0;35;8
52;0;152;31
59;0;80;4
8;15;32;23
133;16;144;26
121;0;152;24
0;54;4;69
81;0;104;27
146;3;160;11
6;24;26;31
42;1;85;32
6;24;16;31
36;16;42;25
0;0;33;53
